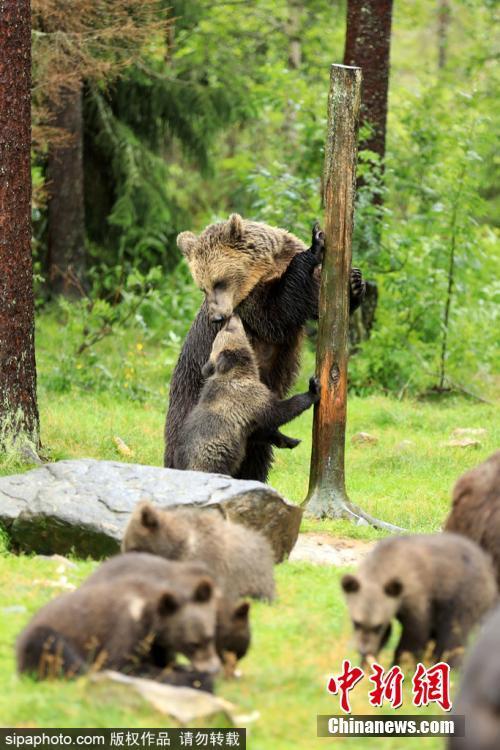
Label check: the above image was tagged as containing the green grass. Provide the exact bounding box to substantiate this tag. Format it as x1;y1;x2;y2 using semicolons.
0;310;499;746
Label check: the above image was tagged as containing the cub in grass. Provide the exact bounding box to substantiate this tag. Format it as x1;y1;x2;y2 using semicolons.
341;533;497;667
173;314;320;477
84;552;251;673
122;501;275;601
17;571;219;680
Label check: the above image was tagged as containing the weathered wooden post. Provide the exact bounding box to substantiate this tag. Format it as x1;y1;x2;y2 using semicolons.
303;64;401;532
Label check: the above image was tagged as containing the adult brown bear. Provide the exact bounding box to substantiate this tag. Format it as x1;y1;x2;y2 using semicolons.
164;214;365;482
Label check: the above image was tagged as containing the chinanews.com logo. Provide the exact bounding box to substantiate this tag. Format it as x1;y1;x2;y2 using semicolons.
318;659;465;738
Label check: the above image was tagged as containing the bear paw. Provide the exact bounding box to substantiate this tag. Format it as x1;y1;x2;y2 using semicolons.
309;376;321;399
350;267;366;308
310;222;325;265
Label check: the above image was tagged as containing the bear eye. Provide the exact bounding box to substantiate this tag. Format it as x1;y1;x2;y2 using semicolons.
353;620;363;631
371;624;383;635
213;280;227;292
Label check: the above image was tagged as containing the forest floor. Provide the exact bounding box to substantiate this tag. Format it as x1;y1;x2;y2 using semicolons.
0;312;499;748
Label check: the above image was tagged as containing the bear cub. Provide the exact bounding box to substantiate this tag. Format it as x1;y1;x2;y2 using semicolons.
122;501;275;602
84;552;251;674
445;451;500;586
17;569;220;680
448;605;500;750
341;533;497;667
173;313;320;477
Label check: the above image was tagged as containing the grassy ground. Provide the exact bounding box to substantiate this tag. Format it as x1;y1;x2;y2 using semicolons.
1;310;499;746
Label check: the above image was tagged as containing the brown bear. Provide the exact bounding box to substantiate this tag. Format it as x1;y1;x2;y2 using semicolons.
17;573;220;680
341;533;497;667
448;605;500;750
164;215;365;482
173;314;319;475
121;501;275;602
445;451;500;586
83;552;251;672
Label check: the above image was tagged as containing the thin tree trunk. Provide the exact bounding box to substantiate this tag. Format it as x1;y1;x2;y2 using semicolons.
304;64;401;533
47;83;86;297
437;0;450;70
343;0;393;345
0;0;40;449
344;0;393;174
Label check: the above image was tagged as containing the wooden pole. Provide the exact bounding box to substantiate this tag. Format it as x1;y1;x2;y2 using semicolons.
303;64;402;532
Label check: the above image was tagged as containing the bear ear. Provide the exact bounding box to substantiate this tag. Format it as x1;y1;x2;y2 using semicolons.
227;213;243;242
140;502;159;531
341;574;360;594
193;578;213;603
158;590;179;616
201;360;215;379
233;601;250;621
384;578;403;598
177;231;197;259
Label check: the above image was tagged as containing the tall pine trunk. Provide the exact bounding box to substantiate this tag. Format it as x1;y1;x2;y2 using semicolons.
47;83;86;297
344;0;393;178
0;0;40;449
344;0;393;343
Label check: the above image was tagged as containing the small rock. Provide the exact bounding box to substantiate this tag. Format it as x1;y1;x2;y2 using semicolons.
395;440;415;451
2;605;27;614
36;554;77;569
351;432;379;445
113;436;134;458
452;428;487;439
445;439;481;449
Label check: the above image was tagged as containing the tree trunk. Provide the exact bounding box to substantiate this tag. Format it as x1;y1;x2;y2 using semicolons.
47;83;86;297
344;0;393;172
343;0;393;345
303;64;401;533
304;64;361;518
0;0;40;450
437;0;450;70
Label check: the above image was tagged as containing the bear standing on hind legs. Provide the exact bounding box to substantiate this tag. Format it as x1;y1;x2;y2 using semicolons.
164;214;365;482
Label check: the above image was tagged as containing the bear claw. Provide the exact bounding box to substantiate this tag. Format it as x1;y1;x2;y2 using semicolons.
309;376;320;397
310;222;325;264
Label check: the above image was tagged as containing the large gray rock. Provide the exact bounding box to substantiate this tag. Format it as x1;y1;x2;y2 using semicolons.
0;459;301;562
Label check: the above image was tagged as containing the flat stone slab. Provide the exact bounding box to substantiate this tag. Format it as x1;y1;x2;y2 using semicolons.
0;459;301;562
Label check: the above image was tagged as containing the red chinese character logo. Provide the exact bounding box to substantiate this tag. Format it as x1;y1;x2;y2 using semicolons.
412;662;452;712
327;659;365;713
368;663;405;709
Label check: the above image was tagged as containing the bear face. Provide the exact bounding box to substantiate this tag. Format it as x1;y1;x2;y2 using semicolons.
122;501;187;558
341;574;402;659
156;577;220;674
177;213;303;322
201;315;259;380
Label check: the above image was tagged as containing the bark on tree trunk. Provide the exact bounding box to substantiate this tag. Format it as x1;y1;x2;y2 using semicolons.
0;0;40;449
437;0;450;70
303;64;402;533
47;83;86;297
343;0;393;345
344;0;393;172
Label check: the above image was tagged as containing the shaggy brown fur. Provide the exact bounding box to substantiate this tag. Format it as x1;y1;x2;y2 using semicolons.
84;552;251;667
341;533;497;667
165;215;365;482
173;314;319;476
121;501;276;601
445;452;500;586
17;573;219;680
448;605;500;750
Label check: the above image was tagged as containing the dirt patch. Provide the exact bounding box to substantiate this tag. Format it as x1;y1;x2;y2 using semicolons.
289;533;374;567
